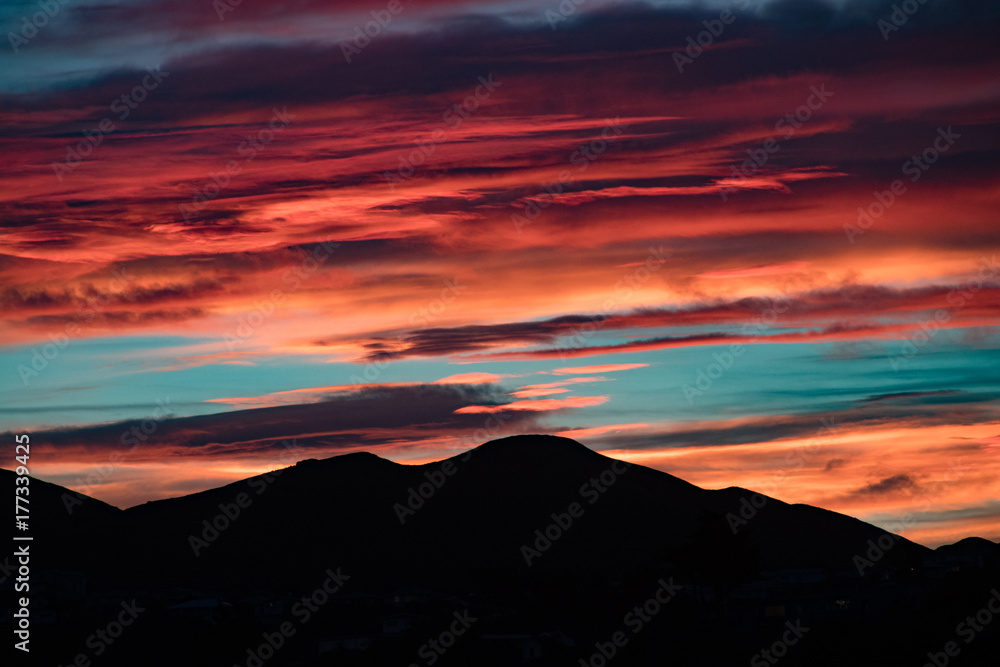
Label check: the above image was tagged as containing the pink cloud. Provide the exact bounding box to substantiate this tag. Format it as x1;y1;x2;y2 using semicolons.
433;372;508;384
454;395;609;414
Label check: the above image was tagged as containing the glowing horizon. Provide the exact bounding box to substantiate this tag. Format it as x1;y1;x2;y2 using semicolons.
2;0;999;549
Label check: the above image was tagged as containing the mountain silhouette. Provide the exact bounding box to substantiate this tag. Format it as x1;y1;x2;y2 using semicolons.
23;434;927;591
4;435;998;666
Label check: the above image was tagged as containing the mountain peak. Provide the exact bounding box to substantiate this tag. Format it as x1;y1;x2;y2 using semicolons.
937;536;1000;552
468;434;600;459
289;449;399;472
296;450;385;465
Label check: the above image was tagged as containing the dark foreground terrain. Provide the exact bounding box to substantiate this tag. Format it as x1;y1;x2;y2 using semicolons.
3;435;999;666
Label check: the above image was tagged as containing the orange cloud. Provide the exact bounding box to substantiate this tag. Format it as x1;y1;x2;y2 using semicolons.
454;395;610;414
601;420;1000;548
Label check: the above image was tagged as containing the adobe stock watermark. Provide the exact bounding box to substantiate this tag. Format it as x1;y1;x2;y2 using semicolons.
233;567;350;667
922;589;1000;667
546;0;589;30
340;0;413;63
392;410;517;524
214;0;244;21
406;610;478;667
719;84;834;201
8;0;74;53
179;106;295;223
887;256;998;371
49;600;144;666
16;267;137;386
557;245;671;359
673;0;751;73
852;457;966;575
188;439;305;556
682;292;792;405
511;117;628;233
844;126;960;243
61;398;175;514
578;577;680;666
877;0;931;41
383;75;502;190
394;459;460;524
350;277;466;385
750;620;809;667
727;417;842;534
224;239;339;350
521;460;631;566
51;67;170;181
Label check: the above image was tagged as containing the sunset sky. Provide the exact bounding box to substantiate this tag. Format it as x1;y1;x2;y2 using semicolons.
1;0;998;547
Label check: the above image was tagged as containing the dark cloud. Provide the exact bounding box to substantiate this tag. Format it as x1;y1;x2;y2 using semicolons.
23;308;207;328
4;0;999;129
825;458;847;471
862;390;962;404
587;395;999;452
342;283;1000;361
9;383;545;460
903;500;1000;525
855;474;917;496
1;279;225;311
